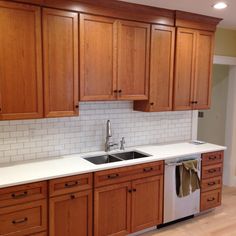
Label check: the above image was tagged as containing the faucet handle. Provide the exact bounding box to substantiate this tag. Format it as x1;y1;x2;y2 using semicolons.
120;137;125;150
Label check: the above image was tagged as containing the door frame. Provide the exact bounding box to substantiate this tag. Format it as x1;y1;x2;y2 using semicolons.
193;55;236;187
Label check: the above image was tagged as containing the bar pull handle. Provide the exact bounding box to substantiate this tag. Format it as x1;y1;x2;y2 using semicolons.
143;167;153;172
207;197;215;202
12;217;28;224
108;173;119;179
65;181;79;188
12;191;28;199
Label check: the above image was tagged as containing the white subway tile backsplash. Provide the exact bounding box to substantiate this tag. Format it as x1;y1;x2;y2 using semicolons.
0;102;193;164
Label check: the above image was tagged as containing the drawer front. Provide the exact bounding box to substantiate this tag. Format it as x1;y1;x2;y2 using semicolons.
0;200;47;236
202;151;224;166
201;163;223;179
201;189;221;211
49;173;93;197
201;176;222;192
0;182;47;208
94;161;164;187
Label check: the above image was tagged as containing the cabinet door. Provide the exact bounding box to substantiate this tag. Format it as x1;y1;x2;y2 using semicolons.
94;182;132;236
49;190;92;236
117;20;150;100
193;31;214;110
80;14;117;101
149;25;175;111
0;1;43;120
131;176;163;233
43;8;79;117
134;25;175;112
174;28;196;110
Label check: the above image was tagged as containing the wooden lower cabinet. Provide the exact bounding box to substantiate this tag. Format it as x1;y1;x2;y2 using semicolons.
0;200;47;236
131;176;163;232
200;151;223;212
94;182;132;236
49;190;93;236
94;176;163;236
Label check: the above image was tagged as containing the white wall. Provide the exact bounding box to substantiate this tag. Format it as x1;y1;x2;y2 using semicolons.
0;102;193;164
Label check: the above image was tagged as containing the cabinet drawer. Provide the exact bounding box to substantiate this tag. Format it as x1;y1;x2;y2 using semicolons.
0;200;47;236
202;151;224;166
201;163;223;179
94;161;164;187
201;176;222;192
201;189;221;211
49;173;93;197
0;182;47;208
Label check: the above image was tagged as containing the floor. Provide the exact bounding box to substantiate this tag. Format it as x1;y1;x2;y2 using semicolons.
143;187;236;236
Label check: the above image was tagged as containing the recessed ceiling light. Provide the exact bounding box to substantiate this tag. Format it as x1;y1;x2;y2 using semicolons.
213;2;228;9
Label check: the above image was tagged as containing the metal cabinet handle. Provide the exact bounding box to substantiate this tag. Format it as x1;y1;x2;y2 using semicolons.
150;102;154;106
11;191;28;199
143;167;153;172
209;156;217;160
12;217;28;224
108;173;119;179
65;181;79;188
128;189;132;193
118;90;122;93
70;194;76;200
207;197;215;202
208;182;216;186
208;169;217;173
133;189;137;192
75;105;79;109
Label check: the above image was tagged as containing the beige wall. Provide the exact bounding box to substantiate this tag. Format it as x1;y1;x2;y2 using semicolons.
215;28;236;57
198;65;229;145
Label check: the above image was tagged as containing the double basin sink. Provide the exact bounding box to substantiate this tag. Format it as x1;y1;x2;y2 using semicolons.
84;151;150;165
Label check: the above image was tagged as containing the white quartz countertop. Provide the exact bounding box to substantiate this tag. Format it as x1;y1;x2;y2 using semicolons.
0;142;226;188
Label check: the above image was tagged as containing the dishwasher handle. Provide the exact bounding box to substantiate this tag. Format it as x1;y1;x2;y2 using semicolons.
165;158;201;167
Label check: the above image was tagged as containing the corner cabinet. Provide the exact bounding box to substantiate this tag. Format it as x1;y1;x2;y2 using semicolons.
134;25;175;112
80;14;150;101
173;28;214;111
0;1;43;120
43;8;79;117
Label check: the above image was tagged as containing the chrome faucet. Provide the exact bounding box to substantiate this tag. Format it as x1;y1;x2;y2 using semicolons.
105;120;118;152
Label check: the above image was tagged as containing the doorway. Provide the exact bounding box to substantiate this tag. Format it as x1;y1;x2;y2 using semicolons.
198;64;229;145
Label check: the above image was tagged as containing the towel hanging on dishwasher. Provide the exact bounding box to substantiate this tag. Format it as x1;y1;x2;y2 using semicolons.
176;159;200;198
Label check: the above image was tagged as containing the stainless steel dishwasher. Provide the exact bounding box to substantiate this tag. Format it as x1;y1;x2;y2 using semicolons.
163;154;201;224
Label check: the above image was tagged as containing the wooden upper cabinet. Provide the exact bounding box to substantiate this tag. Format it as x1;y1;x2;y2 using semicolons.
117;20;150;100
0;1;43;120
173;28;196;111
80;14;117;101
174;28;214;111
134;25;175;112
80;15;150;101
43;8;79;117
194;31;214;110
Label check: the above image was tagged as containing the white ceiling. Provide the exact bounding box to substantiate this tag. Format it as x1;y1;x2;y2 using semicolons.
120;0;236;29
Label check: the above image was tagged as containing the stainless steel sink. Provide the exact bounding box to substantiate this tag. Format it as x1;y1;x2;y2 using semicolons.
84;151;150;165
84;155;122;165
113;151;150;160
